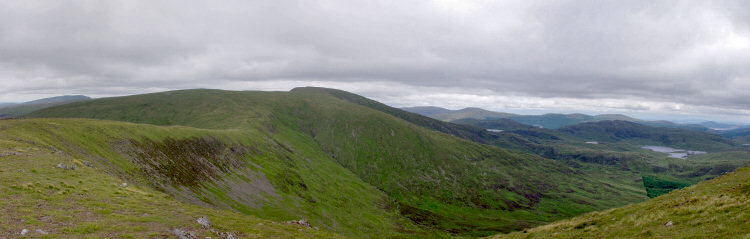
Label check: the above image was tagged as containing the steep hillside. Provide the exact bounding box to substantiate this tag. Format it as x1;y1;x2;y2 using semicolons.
0;95;90;117
492;164;750;238
29;88;643;236
0;119;344;238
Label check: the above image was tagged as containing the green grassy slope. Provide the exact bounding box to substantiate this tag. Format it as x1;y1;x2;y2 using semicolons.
0;119;342;238
29;88;644;236
492;164;750;238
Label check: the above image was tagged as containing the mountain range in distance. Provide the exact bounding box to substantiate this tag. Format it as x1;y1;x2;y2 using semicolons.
401;106;750;131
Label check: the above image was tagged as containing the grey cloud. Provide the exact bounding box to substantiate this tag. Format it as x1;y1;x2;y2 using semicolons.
0;0;749;120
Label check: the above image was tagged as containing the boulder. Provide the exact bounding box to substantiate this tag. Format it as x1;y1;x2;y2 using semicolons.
197;216;211;229
171;228;196;239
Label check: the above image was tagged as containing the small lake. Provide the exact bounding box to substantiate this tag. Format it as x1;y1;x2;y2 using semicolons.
486;129;504;133
641;145;706;159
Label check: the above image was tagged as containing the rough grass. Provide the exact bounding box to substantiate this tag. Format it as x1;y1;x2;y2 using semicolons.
492;165;750;238
0;118;426;238
0;127;340;238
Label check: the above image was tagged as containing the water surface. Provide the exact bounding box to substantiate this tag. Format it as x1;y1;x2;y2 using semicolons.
641;145;706;159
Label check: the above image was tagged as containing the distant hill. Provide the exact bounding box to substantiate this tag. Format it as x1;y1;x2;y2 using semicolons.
719;128;750;144
402;106;517;122
0;95;90;117
452;118;535;131
508;113;593;129
402;105;709;130
399;106;454;116
699;121;750;130
638;120;709;131
558;120;735;151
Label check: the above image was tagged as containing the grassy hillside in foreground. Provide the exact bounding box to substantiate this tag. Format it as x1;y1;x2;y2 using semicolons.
29;88;646;236
0;119;341;238
1;118;426;238
492;165;750;238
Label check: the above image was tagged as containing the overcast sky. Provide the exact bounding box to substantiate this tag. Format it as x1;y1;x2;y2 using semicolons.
1;1;749;122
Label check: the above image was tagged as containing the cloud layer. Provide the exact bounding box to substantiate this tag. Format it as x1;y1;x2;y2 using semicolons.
1;1;749;121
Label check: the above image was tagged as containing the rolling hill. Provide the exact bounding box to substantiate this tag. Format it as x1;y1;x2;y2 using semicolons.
23;88;648;237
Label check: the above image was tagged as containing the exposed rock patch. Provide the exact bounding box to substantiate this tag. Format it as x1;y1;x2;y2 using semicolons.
171;228;196;239
284;219;311;227
197;216;210;229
